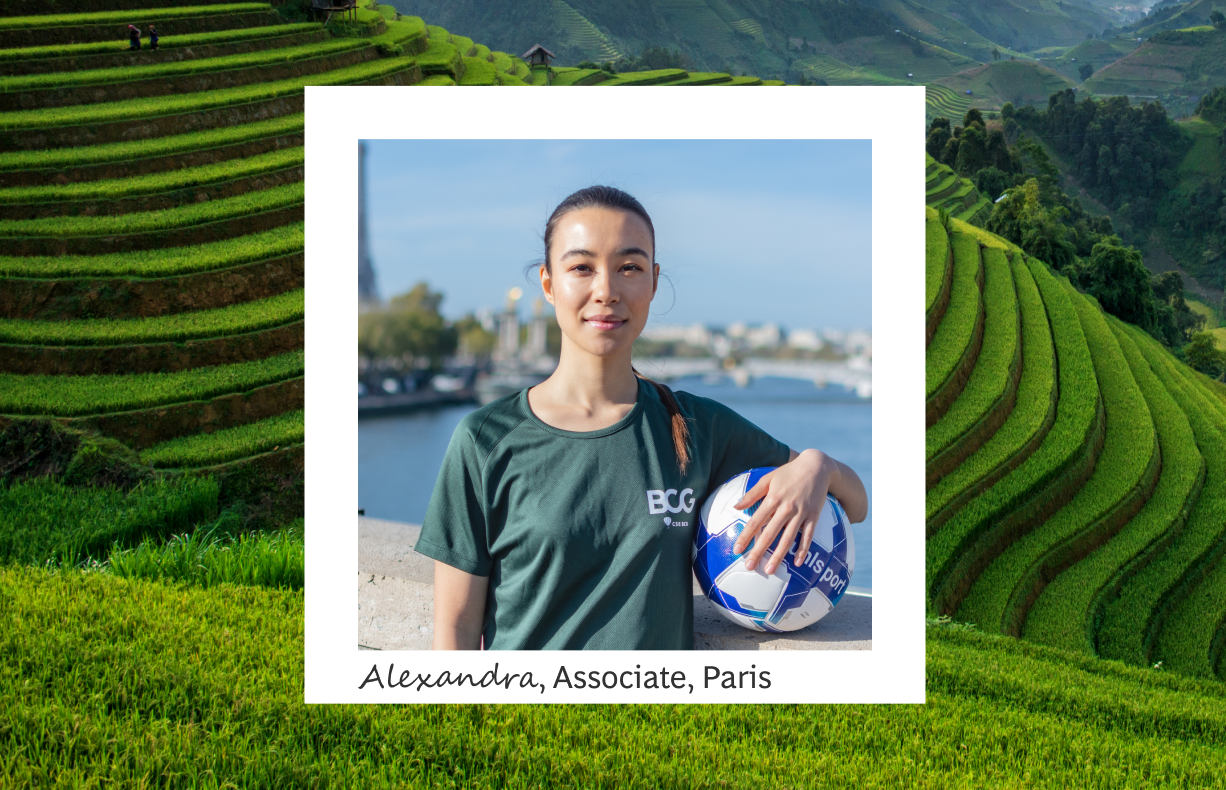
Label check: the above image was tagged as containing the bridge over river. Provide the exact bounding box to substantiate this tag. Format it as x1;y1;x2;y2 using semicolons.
631;357;872;398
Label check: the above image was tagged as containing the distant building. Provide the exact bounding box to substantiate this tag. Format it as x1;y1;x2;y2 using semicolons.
744;323;781;348
522;44;555;68
787;328;823;350
641;323;711;347
357;141;379;310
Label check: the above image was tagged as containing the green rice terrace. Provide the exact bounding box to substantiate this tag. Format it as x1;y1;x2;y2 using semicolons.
925;202;1226;688
925;152;991;224
4;0;1226;783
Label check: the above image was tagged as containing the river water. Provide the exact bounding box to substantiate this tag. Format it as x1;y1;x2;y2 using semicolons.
358;376;873;592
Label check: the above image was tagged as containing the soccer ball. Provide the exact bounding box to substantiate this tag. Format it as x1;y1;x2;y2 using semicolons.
693;467;855;632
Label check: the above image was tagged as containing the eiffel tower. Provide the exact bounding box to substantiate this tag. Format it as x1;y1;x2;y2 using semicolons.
358;141;379;309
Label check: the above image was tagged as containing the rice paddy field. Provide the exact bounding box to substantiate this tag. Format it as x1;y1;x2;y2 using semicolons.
5;0;1226;783
924;201;1226;697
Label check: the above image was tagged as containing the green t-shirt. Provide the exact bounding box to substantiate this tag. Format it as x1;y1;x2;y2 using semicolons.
415;377;791;650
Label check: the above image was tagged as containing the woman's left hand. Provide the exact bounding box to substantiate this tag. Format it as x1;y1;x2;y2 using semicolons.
731;449;866;575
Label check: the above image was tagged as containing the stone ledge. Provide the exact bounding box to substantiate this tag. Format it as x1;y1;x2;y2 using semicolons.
358;517;871;651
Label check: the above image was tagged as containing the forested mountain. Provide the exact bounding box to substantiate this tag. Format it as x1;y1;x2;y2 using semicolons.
389;0;1133;86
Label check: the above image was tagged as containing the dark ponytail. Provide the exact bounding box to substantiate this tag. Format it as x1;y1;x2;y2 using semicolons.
634;368;691;475
545;186;691;475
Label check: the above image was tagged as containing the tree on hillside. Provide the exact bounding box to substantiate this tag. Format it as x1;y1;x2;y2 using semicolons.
987;179;1077;271
1151;270;1206;342
992;47;1001;61
926;117;952;161
1073;238;1158;334
620;46;688;72
1078;63;1094;80
1021;89;1191;238
1211;10;1225;29
1196;86;1226;126
927;113;1020;178
1184;332;1225;378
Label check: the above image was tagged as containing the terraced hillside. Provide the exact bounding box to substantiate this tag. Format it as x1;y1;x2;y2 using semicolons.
925;153;991;224
926;205;1226;681
1082;26;1226;101
934;60;1077;113
0;2;460;503
0;0;785;548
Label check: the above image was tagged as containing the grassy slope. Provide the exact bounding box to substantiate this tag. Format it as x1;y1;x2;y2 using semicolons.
935;60;1077;110
6;569;1226;786
1083;28;1226;97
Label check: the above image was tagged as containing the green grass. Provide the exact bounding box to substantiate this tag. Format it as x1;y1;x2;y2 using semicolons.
0;39;368;94
416;38;459;76
0;4;270;30
1097;325;1226;669
0;221;301;278
925;209;950;317
0;113;302;173
927;247;1019;462
927;254;1054;520
0;181;301;238
1177;118;1223;183
0;56;417;131
1186;298;1218;329
109;521;303;589
598;68;689;85
1024;317;1202;656
926;232;982;399
0;23;322;63
664;73;734;85
140;409;303;469
0;146;302;205
551;68;606;86
928;259;1099;613
955;286;1156;635
458;57;497;85
0;477;218;566
0;288;302;346
0;350;303;417
490;50;514;73
7;584;1226;786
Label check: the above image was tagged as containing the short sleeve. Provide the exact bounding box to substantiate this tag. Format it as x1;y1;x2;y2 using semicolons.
705;400;793;489
414;420;492;576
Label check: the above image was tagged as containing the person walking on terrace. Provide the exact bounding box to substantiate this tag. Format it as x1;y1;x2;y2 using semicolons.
148;25;159;50
127;24;140;51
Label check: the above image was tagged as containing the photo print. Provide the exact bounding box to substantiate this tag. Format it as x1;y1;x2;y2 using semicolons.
305;87;924;703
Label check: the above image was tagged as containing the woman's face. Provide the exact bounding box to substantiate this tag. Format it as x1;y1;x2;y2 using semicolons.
541;206;658;361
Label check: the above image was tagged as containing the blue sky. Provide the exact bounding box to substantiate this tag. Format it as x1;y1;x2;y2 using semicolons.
364;139;871;331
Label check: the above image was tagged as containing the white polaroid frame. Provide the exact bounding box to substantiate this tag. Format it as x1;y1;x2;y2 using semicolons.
305;86;925;704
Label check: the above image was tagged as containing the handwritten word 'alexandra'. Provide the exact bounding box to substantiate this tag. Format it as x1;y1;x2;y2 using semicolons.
359;662;544;693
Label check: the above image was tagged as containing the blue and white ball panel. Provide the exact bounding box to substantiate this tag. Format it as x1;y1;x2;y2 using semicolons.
694;467;855;633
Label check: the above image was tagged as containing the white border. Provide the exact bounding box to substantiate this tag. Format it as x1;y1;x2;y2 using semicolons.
305;87;925;703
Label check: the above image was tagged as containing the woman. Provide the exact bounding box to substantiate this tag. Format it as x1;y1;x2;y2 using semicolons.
127;24;140;51
416;186;867;650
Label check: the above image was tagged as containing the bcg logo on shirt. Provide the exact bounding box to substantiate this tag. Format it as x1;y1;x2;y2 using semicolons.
647;488;695;527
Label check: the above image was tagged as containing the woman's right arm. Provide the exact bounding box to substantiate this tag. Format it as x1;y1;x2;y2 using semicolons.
431;561;488;650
